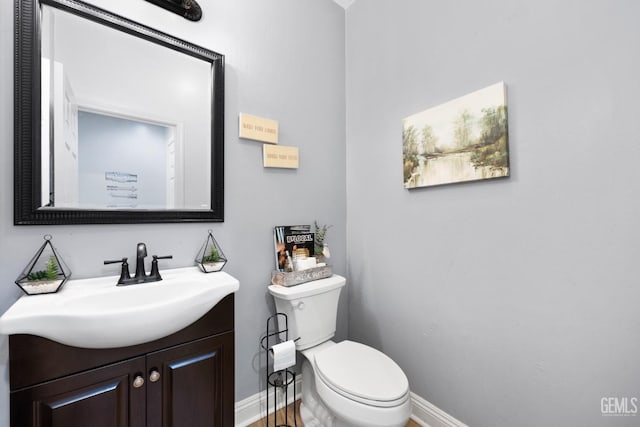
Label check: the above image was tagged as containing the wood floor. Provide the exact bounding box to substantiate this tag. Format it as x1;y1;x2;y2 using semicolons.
247;400;421;427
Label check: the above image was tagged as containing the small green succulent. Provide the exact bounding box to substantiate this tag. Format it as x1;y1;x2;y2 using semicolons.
202;246;222;263
27;256;59;281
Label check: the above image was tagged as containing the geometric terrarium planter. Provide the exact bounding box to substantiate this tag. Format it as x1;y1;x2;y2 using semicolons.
195;230;227;273
15;235;71;295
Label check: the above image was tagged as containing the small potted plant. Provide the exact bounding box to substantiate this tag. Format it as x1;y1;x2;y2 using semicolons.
314;221;332;263
196;230;227;273
16;235;70;295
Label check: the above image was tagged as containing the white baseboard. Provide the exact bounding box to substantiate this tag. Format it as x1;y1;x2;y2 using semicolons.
410;392;468;427
235;376;467;427
235;375;302;426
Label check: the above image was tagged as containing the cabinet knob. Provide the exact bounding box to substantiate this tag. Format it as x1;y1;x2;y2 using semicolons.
149;370;161;383
132;375;145;388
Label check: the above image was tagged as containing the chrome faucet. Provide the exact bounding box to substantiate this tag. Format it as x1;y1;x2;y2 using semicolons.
104;243;172;286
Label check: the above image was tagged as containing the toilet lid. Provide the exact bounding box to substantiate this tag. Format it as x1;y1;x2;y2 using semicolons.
314;341;409;404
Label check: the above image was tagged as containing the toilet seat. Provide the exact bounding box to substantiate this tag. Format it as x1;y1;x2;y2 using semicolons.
314;341;409;408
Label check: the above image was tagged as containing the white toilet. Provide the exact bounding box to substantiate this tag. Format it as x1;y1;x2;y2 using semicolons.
268;275;411;427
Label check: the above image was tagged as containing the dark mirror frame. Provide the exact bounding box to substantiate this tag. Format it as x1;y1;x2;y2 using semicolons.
14;0;225;225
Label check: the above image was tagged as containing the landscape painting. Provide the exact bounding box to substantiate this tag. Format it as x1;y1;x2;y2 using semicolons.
403;82;509;189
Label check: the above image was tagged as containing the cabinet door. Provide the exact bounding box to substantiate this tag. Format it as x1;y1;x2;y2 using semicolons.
146;332;234;427
11;356;146;427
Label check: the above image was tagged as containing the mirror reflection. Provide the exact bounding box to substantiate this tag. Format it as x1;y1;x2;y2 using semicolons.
40;3;212;211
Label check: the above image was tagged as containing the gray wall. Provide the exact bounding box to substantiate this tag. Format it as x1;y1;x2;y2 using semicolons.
4;1;638;426
346;1;640;426
0;0;346;424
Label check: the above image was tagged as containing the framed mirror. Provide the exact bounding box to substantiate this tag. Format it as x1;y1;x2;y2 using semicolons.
15;0;225;224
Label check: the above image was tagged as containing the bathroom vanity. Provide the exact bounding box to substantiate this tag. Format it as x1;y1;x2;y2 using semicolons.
0;267;239;427
8;295;234;426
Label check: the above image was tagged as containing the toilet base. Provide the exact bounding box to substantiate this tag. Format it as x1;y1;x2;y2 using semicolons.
300;359;337;426
300;400;407;427
300;401;364;427
300;401;331;427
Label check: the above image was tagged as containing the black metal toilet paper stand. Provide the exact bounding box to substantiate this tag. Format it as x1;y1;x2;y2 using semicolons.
260;313;298;427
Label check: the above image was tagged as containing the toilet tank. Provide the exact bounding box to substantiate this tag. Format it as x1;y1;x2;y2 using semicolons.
268;275;346;350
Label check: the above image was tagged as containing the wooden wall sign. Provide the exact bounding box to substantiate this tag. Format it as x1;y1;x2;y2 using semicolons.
263;145;299;169
239;113;279;144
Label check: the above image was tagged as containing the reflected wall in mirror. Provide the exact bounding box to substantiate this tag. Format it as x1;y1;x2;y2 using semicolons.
15;0;225;224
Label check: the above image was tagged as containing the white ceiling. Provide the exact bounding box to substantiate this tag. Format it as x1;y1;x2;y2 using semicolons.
333;0;356;10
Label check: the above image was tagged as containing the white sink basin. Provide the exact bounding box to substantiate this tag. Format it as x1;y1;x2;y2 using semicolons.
0;267;239;349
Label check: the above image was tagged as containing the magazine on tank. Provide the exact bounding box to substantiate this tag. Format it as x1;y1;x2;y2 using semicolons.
273;225;315;272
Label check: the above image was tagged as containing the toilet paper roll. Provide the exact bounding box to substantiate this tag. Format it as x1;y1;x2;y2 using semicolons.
295;257;317;271
270;340;296;371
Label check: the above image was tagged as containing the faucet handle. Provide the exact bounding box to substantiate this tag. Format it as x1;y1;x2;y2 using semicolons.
104;258;131;284
104;257;128;265
149;255;173;281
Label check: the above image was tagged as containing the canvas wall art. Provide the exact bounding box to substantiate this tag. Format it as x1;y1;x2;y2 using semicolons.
403;82;509;189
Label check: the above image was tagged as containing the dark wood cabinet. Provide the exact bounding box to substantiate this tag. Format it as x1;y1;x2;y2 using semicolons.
8;294;235;427
147;333;233;427
11;356;146;427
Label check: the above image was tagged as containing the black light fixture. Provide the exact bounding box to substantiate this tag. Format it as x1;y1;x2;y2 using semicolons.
144;0;202;22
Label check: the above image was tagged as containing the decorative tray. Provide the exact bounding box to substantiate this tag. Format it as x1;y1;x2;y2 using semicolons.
271;265;332;287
